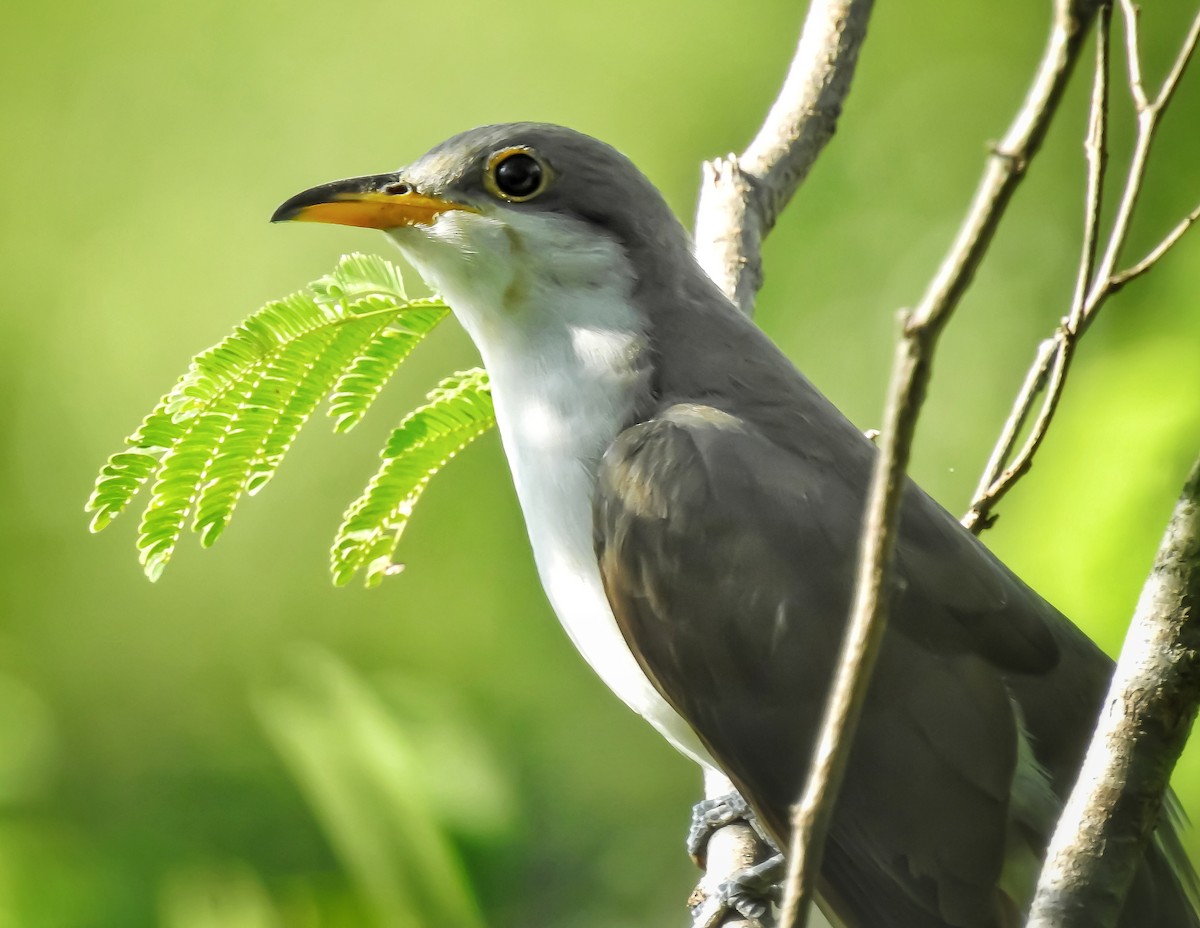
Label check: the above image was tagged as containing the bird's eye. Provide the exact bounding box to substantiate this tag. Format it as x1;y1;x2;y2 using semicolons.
485;148;548;202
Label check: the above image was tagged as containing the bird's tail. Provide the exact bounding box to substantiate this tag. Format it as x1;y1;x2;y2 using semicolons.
1122;793;1200;927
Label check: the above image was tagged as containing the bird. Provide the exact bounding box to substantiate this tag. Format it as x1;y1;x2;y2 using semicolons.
272;123;1199;927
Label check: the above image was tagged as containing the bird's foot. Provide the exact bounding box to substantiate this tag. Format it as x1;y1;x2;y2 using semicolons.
687;792;783;928
689;853;785;928
687;791;778;863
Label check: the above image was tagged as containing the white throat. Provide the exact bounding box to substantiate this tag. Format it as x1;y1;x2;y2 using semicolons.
391;209;715;769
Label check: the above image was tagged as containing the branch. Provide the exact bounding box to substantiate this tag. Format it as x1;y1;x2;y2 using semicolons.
962;4;1111;533
1087;1;1200;305
1107;201;1200;293
961;2;1200;533
776;1;1108;926
687;2;874;925
1025;454;1200;928
689;823;770;928
693;0;875;317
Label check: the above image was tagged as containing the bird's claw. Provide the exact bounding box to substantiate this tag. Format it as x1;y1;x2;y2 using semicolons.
688;792;756;861
690;854;785;928
687;791;779;863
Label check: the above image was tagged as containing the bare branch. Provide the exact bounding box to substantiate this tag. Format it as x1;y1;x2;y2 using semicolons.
965;335;1060;531
962;3;1200;534
1069;2;1112;331
1088;6;1200;310
1152;4;1200;112
1087;117;1152;305
693;0;875;316
1108;201;1200;294
1118;0;1148;111
776;3;1108;925
968;331;1073;526
688;823;768;928
688;1;875;923
1026;454;1200;928
961;7;1111;533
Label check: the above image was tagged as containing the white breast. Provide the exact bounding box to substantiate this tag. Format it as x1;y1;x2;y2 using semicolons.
494;337;714;768
391;209;715;770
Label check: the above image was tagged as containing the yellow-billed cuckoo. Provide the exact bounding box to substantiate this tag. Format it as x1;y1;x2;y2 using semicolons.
273;123;1199;927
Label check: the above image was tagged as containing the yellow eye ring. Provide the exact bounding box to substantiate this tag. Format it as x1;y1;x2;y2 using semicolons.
484;147;551;202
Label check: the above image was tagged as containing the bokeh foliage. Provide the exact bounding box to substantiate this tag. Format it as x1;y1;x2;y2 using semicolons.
2;1;1199;926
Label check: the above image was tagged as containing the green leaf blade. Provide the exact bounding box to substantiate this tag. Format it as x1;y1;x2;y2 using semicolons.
328;306;449;433
86;406;181;532
331;369;494;587
164;291;335;423
312;252;409;306
136;402;239;580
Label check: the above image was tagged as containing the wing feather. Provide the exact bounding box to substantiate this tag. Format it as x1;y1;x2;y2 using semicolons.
595;404;1052;926
595;400;1198;926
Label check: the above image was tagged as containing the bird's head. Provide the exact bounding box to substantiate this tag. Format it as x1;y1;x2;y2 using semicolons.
273;124;693;336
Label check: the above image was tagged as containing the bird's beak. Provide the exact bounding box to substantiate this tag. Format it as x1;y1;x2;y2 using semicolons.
271;173;476;230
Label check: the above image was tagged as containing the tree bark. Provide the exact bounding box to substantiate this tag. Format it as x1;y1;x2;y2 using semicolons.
1025;454;1200;928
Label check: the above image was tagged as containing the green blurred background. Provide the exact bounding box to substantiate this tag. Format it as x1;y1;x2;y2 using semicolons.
2;1;1199;925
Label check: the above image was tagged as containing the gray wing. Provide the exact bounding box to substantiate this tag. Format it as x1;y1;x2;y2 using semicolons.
592;403;1116;927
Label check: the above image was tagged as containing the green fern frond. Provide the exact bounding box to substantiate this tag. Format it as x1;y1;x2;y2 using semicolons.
332;369;495;588
87;254;454;582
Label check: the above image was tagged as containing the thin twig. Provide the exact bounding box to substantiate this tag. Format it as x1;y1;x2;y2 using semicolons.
1026;454;1200;928
984;332;1073;509
962;6;1112;533
687;2;875;925
1120;0;1148;110
962;3;1200;534
967;335;1061;526
1152;3;1200;112
693;0;876;316
1108;202;1200;292
1070;2;1111;331
775;2;1107;926
1087;3;1199;310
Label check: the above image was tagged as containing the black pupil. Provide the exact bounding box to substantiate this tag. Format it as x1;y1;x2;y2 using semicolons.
494;153;542;198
